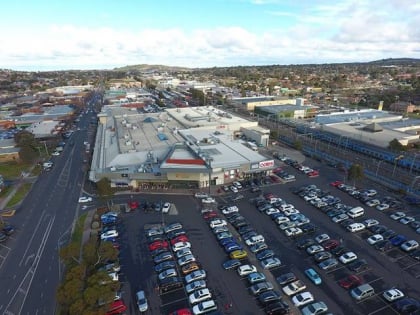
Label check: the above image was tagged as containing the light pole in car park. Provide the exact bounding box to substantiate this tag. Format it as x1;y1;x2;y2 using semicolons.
409;153;418;175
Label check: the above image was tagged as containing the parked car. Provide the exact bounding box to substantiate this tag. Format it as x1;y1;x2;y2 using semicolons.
300;301;328;315
383;288;405;302
338;274;363;289
248;272;266;284
260;257;281;270
304;268;321;285
292;291;315;307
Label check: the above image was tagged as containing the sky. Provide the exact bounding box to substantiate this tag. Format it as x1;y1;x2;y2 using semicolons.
1;0;419;71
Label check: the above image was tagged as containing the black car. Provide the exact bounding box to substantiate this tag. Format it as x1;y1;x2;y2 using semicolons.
392;297;420;314
369;224;388;234
330;245;350;257
258;290;282;306
159;276;183;293
238;226;254;235
2;224;15;236
382;230;397;240
348;259;369;272
153;251;173;264
256;249;275;261
374;240;393;252
264;300;290;315
296;238;316;249
410;249;420;261
276;272;297;285
301;223;318;234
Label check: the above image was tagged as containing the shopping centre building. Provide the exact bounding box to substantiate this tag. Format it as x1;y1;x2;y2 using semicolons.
89;105;274;189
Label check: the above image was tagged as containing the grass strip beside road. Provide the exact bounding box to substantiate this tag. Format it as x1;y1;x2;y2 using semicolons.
6;183;32;208
72;212;88;244
0;162;32;178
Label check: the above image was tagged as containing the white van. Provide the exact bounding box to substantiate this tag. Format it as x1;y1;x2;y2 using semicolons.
347;206;364;218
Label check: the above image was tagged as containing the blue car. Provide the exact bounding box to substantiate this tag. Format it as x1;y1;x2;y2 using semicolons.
224;242;243;253
256;249;275;261
304;268;322;285
222;259;241;270
390;234;407;246
219;238;236;246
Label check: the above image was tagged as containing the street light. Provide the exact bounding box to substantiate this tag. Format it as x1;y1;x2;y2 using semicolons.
409;153;418;175
392;155;404;176
375;160;384;176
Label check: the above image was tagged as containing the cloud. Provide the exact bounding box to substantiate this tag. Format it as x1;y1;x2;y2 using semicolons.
1;0;419;70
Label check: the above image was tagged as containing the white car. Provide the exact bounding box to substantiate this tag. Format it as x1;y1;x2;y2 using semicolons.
209;219;227;229
275;216;290;224
237;264;257;276
400;240;419;252
363;219;379;227
390;212;406;220
78;196;93;203
284;227;303;237
172;242;191;252
100;230;118;240
192;300;217;314
265;208;280;215
306;245;324;255
189;288;212;305
400;216;415;225
162;202;171;213
367;234;384;245
185;270;207;284
230;185;238;193
347;223;366;232
382;288;404;302
315;234;330;243
339;252;358;264
202;197;216;204
194;192;209;199
158;268;177;280
186;280;207;294
222;206;239;215
283;208;300;216
245;235;265;246
176;248;192;259
376;203;390;211
260;257;281;269
233;181;243;189
279;221;296;230
51;151;60;156
366;199;380;207
292;291;314;307
178;254;196;267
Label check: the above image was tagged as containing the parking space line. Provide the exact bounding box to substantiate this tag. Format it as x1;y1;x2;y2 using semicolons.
366;276;383;285
368;304;400;315
0;244;11;250
402;261;420;270
160;296;187;307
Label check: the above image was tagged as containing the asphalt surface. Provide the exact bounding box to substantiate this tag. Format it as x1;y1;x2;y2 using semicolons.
114;153;419;315
0;109;95;315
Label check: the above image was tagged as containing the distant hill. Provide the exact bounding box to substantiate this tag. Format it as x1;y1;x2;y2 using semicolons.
114;64;193;72
367;58;420;65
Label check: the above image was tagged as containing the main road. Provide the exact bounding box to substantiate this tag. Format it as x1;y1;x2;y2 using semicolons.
0;110;94;315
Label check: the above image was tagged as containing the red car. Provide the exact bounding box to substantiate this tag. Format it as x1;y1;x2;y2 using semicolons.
338;274;363;289
322;239;340;250
308;170;319;177
169;308;192;315
273;167;283;173
106;300;127;315
148;240;169;251
203;211;218;220
170;235;189;245
270;175;281;183
330;180;343;187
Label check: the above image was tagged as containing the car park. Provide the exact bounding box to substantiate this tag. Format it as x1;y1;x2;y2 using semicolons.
338;274;363;289
304;268;322;285
292;291;315;307
300;301;328;315
185;279;207;294
382;288;405;302
189;288;212;305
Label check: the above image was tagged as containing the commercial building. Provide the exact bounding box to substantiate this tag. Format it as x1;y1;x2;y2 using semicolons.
89;106;274;189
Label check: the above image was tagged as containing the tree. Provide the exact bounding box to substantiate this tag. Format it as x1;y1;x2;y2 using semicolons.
388;139;406;152
347;163;364;185
60;242;82;266
96;178;114;198
293;140;302;151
